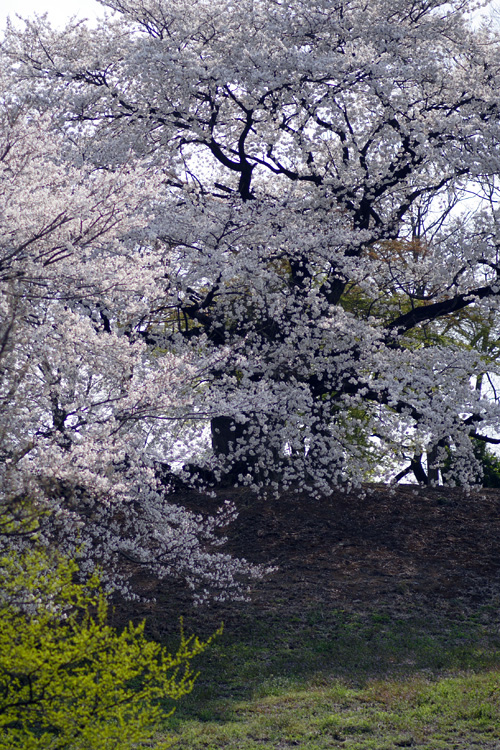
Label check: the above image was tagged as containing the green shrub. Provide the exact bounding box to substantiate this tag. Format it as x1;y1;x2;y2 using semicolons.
0;546;219;749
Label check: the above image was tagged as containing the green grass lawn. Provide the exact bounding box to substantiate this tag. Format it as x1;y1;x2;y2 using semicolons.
155;604;500;749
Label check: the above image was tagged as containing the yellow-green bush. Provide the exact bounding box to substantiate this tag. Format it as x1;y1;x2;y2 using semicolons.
0;546;218;749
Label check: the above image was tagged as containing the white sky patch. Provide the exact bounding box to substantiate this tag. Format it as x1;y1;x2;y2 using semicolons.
1;0;106;29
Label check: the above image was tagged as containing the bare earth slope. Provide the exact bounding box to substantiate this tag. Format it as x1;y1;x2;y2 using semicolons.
114;484;500;635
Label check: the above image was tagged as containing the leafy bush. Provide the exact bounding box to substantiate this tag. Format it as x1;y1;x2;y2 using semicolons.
0;545;219;750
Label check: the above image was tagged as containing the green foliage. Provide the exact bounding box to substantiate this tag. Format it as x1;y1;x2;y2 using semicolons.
444;438;500;488
0;545;220;750
474;440;500;488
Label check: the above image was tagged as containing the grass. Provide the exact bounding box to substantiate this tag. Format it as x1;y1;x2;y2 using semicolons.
156;604;500;749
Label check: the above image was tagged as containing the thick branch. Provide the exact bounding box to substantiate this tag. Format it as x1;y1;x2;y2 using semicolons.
386;284;499;338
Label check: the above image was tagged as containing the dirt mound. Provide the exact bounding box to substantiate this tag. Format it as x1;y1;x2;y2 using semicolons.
112;484;500;635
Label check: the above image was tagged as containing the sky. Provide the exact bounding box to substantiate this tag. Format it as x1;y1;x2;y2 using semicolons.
2;0;497;30
0;0;107;29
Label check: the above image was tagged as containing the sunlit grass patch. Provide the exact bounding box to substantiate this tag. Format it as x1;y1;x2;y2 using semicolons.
158;604;500;749
162;670;500;749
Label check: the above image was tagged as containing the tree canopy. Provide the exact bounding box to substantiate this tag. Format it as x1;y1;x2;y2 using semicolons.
0;61;264;600
2;0;500;511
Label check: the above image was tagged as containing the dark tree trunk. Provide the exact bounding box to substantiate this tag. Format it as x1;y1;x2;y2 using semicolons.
211;416;255;478
426;445;441;486
410;453;429;484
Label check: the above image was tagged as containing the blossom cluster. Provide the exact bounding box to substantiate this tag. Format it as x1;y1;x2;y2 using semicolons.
3;0;500;507
0;78;264;601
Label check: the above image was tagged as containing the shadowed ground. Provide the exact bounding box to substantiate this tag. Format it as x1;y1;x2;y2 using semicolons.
112;484;500;637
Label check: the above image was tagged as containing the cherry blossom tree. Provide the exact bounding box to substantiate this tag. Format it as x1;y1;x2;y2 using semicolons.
0;69;264;601
4;0;500;491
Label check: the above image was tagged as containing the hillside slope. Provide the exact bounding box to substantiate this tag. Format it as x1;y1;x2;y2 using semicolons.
113;484;500;635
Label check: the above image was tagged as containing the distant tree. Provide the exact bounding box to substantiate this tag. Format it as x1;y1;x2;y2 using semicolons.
4;0;500;491
442;437;500;488
476;442;500;488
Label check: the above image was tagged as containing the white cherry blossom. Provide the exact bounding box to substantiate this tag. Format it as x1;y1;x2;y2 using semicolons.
3;0;500;501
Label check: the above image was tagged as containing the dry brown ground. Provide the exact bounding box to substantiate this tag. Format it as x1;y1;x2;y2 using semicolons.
112;483;500;636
